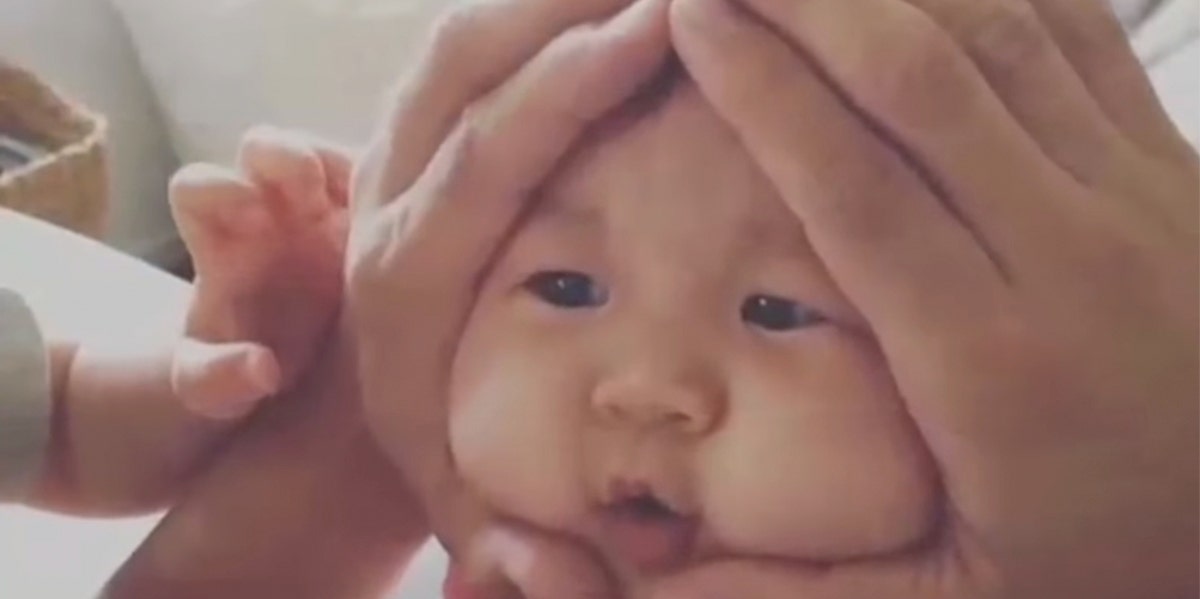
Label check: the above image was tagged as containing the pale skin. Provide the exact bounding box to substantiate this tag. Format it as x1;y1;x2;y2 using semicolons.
107;0;1197;597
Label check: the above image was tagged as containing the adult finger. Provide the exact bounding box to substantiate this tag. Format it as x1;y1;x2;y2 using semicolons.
352;0;671;545
354;0;635;216
1024;0;1191;157
648;552;961;599
900;0;1134;188
671;0;1005;344
729;0;1083;265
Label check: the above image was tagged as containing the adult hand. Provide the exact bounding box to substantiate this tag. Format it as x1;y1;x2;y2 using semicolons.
652;0;1199;597
344;0;672;596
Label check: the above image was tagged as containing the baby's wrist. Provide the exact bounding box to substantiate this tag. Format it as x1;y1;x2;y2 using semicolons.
45;340;78;408
27;339;81;508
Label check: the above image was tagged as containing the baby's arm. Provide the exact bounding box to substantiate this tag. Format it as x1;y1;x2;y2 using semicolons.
25;128;349;515
32;336;277;514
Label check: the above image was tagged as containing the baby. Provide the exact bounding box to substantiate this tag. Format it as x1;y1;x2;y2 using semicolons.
445;71;941;593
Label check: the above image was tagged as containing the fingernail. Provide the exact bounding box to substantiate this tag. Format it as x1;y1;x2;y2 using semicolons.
244;346;282;396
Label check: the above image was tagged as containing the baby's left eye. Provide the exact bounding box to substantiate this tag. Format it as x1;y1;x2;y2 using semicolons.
523;270;609;309
741;294;826;332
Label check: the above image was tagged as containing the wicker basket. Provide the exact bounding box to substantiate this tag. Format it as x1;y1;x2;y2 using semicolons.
0;59;108;238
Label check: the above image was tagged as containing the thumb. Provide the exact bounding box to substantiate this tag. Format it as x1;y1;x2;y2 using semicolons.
170;339;281;420
650;555;947;599
461;524;618;599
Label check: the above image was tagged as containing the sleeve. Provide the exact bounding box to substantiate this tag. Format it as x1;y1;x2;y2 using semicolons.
0;288;51;503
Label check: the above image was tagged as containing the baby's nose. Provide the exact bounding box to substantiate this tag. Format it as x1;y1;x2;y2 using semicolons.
591;370;724;436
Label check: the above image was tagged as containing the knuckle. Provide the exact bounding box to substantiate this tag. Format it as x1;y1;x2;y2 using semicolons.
426;4;486;74
545;25;605;111
436;114;497;201
348;206;422;298
1063;4;1128;63
239;124;282;148
238;126;292;167
807;160;917;245
1083;228;1156;291
983;309;1039;363
243;127;319;169
167;163;225;207
954;307;1045;382
167;164;204;200
963;2;1050;76
351;143;390;206
456;102;493;147
857;25;965;125
347;240;392;304
809;189;890;247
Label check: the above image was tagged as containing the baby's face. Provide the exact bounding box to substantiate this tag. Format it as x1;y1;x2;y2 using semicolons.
448;80;938;587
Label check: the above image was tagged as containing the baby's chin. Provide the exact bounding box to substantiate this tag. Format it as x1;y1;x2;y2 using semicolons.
448;467;937;599
579;483;940;597
450;430;940;593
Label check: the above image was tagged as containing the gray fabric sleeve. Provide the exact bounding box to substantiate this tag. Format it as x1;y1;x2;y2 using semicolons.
0;288;51;503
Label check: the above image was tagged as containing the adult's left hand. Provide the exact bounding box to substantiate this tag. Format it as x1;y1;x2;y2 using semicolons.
647;0;1199;597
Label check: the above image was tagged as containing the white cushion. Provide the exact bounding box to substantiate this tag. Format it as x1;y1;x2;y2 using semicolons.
1135;0;1200;148
108;0;450;166
0;209;177;598
0;0;181;263
0;208;448;597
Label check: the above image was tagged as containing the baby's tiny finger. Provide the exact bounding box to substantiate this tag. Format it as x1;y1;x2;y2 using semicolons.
238;125;335;220
313;143;355;207
170;163;267;243
171;340;281;421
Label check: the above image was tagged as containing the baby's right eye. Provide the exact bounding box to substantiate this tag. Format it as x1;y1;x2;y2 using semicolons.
522;271;609;309
741;294;826;332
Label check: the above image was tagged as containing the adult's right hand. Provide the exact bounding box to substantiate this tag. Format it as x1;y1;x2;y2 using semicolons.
650;0;1200;598
344;0;672;596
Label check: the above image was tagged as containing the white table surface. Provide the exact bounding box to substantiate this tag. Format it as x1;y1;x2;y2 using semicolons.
0;209;447;598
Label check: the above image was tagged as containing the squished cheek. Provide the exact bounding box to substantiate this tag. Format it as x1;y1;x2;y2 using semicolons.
448;356;591;533
702;337;938;559
700;405;939;560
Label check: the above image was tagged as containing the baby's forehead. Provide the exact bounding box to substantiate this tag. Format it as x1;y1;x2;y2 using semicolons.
528;77;808;257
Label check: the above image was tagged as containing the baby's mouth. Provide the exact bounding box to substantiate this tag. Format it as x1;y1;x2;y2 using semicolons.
594;486;699;572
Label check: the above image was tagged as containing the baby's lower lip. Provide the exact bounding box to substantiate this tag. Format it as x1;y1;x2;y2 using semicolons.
594;506;699;572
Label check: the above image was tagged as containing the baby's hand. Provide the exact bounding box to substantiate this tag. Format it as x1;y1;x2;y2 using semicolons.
35;128;351;514
173;126;350;407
